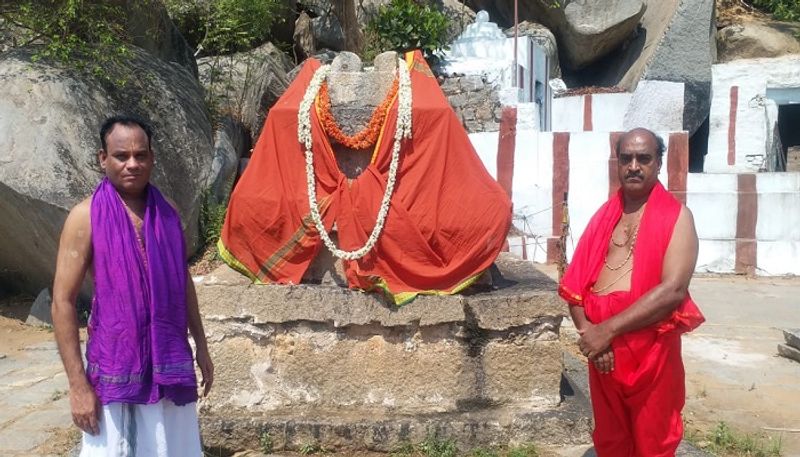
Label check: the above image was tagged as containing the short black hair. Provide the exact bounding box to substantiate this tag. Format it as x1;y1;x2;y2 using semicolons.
616;128;665;160
99;115;154;151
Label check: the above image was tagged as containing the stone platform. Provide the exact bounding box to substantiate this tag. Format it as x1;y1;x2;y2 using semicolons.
196;254;590;453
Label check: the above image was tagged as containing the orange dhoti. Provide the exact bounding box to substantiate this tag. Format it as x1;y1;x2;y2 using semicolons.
219;51;511;304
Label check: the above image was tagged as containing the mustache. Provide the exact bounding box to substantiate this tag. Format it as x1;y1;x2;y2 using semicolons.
625;172;644;179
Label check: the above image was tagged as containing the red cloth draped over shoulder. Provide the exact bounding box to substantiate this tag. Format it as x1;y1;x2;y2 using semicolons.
219;51;511;305
558;182;704;334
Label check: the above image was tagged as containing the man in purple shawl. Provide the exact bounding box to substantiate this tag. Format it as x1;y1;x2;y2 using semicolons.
52;115;214;456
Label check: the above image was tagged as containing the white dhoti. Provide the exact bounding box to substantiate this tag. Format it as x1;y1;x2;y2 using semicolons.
79;399;202;457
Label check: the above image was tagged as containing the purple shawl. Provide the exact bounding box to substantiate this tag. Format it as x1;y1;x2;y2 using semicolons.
87;178;197;405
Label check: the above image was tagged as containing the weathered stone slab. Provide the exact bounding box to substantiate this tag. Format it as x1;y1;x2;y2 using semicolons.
483;340;562;407
778;343;800;364
783;328;800;351
25;288;52;327
199;398;591;453
201;279;467;328
467;255;564;331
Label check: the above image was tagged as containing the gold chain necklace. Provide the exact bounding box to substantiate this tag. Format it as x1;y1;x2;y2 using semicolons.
593;266;633;294
604;224;639;271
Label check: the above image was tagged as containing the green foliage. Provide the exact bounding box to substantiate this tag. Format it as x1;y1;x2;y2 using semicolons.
0;0;131;83
163;0;284;55
506;444;538;457
749;0;800;22
390;441;417;457
259;430;273;454
389;435;456;457
390;438;539;457
50;389;68;401
298;442;326;455
687;422;783;457
199;193;227;248
366;0;450;60
710;422;782;456
417;434;457;457
468;444;538;457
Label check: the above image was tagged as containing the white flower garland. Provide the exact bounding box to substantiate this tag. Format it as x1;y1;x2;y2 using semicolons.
298;58;412;260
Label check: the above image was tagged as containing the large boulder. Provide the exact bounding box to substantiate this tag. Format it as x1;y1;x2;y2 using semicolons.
238;50;292;142
0;48;213;295
438;0;478;42
207;116;251;206
113;0;199;78
642;0;715;135
294;11;317;60
462;0;559;30
717;21;800;63
465;0;645;69
300;1;351;51
197;42;293;120
311;10;346;51
560;0;645;69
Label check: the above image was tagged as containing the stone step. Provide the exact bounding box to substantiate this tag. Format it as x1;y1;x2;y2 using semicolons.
200;393;592;454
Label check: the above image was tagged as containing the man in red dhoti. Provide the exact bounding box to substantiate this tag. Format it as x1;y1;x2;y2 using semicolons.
559;128;705;457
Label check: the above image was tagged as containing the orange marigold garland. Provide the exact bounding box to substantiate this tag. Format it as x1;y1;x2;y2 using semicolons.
317;78;399;150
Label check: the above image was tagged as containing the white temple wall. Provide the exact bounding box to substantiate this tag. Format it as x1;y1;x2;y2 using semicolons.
707;56;800;173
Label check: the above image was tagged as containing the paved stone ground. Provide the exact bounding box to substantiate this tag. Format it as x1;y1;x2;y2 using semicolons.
0;340;73;456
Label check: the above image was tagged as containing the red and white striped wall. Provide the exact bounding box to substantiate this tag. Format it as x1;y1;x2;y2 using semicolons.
687;172;800;275
551;81;685;133
470;112;800;275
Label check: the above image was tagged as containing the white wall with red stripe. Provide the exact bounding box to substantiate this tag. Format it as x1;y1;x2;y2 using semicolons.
469;124;800;276
707;56;800;173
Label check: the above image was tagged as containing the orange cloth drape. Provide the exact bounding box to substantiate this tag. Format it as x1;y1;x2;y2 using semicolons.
219;51;511;304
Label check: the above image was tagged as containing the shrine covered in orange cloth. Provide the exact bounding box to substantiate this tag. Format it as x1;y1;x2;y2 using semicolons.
218;51;511;304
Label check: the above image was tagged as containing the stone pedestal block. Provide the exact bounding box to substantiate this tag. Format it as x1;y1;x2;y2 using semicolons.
196;254;588;452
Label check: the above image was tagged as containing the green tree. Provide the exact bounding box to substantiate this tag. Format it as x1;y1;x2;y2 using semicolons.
162;0;284;55
749;0;800;21
0;0;131;81
366;0;450;61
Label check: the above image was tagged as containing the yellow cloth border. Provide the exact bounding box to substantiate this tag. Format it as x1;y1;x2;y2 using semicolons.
217;238;266;284
369;270;485;306
220;235;486;306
